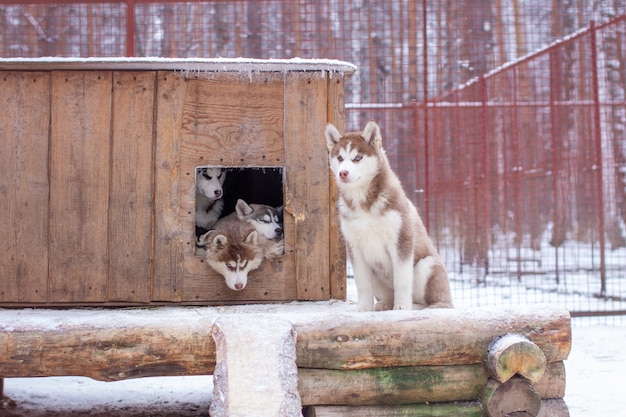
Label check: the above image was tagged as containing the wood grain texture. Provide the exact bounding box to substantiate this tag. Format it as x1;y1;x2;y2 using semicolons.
486;334;547;383
0;71;50;303
293;307;571;369
180;73;284;167
48;71;112;302
303;399;568;417
152;72;187;302
304;402;483;417
0;308;216;381
107;71;155;302
481;377;541;417
284;73;331;300
326;76;347;300
299;361;564;406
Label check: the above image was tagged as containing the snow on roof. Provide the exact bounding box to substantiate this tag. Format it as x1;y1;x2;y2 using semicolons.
0;56;357;74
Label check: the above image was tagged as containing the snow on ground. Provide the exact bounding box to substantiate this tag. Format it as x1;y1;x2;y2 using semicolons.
1;279;624;416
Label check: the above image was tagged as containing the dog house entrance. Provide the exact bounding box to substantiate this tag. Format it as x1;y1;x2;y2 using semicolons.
194;166;284;253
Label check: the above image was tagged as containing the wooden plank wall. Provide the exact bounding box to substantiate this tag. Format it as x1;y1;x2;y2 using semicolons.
0;69;345;306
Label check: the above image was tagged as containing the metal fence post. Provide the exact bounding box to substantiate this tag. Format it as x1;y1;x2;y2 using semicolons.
589;20;607;295
126;0;135;56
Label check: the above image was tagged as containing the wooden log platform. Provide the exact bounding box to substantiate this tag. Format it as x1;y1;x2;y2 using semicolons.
0;303;571;416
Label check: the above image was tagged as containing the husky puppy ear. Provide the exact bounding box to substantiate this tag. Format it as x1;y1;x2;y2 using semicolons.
235;199;254;217
212;234;229;250
197;230;213;247
325;123;342;151
244;229;258;245
362;120;383;149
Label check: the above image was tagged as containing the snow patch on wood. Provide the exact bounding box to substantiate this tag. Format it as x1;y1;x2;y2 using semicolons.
209;315;301;417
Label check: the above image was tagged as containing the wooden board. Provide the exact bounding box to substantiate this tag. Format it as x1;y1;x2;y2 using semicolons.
152;72;187;302
326;75;348;300
107;71;156;302
0;71;50;303
180;73;284;167
285;72;331;300
48;71;112;302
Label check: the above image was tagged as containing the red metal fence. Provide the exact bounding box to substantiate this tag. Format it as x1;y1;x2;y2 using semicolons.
1;0;625;316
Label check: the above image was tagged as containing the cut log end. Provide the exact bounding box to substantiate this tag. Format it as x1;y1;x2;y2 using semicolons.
482;377;542;417
486;334;547;383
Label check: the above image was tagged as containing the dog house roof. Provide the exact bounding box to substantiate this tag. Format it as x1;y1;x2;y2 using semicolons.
0;57;356;75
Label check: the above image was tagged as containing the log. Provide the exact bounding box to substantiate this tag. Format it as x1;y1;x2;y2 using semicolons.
303;402;484;417
537;398;570;417
209;316;301;417
486;334;546;383
292;306;571;370
0;308;217;381
0;306;570;383
303;399;569;417
298;362;565;406
481;377;541;417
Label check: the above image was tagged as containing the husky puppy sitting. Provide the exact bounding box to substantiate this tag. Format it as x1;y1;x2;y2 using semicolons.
220;198;283;240
325;120;453;311
198;220;283;291
195;167;226;233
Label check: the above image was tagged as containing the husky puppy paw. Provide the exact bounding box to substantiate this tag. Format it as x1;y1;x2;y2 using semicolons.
374;300;392;311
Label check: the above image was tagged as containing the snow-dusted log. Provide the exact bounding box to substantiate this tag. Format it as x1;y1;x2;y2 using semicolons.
486;334;547;383
0;306;570;381
0;308;217;381
481;377;541;417
298;361;565;406
209;315;301;417
293;306;570;370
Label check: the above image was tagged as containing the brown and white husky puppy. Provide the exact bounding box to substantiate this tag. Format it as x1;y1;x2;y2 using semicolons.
198;220;283;291
325;120;453;311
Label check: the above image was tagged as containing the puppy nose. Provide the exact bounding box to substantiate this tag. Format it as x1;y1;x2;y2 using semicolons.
214;189;222;197
339;170;349;179
275;227;283;234
234;283;243;290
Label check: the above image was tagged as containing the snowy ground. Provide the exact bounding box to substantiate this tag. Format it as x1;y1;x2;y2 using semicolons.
1;280;624;416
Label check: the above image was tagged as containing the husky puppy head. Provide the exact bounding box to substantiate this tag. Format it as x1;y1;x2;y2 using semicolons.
234;199;283;240
196;167;226;201
325;121;383;189
199;222;263;291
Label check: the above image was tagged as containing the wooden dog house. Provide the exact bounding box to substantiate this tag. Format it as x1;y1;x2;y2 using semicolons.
0;57;355;307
